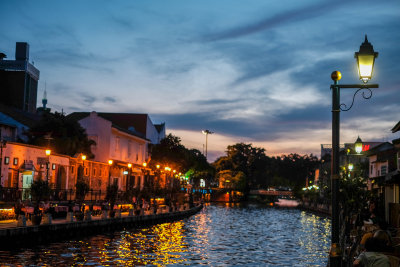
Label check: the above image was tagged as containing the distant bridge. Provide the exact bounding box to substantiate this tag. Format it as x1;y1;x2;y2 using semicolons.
249;189;293;196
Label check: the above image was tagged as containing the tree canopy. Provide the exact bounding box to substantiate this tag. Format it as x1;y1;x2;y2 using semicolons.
26;111;95;157
213;143;320;192
150;134;214;184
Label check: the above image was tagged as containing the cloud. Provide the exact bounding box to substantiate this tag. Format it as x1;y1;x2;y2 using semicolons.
202;0;350;42
104;96;117;103
2;0;400;160
82;94;96;104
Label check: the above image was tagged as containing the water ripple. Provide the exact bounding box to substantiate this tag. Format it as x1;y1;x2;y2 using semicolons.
0;203;330;266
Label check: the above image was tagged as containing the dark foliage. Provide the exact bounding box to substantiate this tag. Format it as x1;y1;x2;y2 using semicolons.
213;143;320;192
150;134;215;185
26;111;95;158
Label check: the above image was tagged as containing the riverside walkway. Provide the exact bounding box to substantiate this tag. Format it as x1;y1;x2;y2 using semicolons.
0;204;203;249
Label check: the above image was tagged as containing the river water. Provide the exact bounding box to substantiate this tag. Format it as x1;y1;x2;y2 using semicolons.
0;203;330;266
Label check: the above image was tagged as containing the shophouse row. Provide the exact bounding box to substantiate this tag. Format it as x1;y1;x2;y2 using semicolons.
0;109;166;201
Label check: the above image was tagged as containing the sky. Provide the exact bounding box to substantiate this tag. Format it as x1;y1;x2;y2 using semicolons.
1;0;400;162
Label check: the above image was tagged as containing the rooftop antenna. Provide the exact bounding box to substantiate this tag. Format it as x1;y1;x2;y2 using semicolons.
42;82;48;109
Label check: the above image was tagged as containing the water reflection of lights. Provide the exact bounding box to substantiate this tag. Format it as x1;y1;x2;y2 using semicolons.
96;221;190;266
299;211;331;265
0;204;329;266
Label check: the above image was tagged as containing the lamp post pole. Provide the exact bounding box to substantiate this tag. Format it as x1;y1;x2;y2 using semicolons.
108;160;113;186
329;35;379;266
45;149;51;183
331;76;340;265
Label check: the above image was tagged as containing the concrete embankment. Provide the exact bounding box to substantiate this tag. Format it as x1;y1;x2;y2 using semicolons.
0;204;203;249
299;201;331;217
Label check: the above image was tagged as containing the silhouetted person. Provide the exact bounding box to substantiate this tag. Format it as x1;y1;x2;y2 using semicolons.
353;237;390;266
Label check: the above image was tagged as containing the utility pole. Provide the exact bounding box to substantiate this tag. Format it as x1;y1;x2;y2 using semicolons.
202;130;214;160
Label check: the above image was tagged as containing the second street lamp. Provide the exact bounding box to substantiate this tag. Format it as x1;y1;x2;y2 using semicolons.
355;136;363;154
329;35;379;266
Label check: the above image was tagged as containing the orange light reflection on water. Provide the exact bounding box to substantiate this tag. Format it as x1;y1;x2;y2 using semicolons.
95;221;189;266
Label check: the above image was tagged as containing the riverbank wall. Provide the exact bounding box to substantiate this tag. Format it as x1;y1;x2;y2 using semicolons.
299;201;331;217
0;204;203;249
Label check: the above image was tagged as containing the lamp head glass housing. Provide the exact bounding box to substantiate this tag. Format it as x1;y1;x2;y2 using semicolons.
355;35;378;83
355;136;363;154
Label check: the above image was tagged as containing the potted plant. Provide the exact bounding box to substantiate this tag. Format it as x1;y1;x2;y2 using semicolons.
30;178;51;225
75;180;89;221
105;184;118;218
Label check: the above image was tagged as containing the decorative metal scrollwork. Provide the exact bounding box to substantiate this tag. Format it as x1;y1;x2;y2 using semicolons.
340;87;373;111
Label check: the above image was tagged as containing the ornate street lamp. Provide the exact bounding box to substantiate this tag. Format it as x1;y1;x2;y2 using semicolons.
330;35;379;266
355;35;379;83
355;136;363;154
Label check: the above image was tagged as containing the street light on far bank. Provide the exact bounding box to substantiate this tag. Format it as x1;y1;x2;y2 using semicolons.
45;149;51;182
202;130;214;160
108;159;113;185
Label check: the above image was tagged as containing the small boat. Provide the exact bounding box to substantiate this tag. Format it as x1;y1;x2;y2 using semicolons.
274;198;300;208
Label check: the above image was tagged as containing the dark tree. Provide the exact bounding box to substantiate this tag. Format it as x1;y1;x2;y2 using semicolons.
26;111;95;158
213;143;320;193
150;134;214;187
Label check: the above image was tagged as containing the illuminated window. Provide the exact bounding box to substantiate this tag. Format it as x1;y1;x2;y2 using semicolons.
13;158;18;166
52;163;56;170
4;157;9;165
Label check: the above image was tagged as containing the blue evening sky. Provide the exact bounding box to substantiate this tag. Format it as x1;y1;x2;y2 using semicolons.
1;0;399;161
